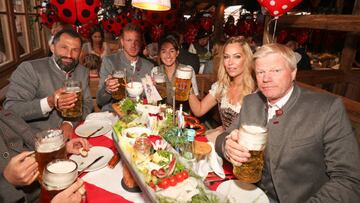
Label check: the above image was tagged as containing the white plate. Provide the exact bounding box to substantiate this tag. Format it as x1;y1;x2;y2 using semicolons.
70;146;113;172
75;122;111;138
216;180;269;203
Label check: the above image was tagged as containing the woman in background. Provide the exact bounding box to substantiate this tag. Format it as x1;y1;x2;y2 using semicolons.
81;27;110;61
151;35;199;107
189;37;255;143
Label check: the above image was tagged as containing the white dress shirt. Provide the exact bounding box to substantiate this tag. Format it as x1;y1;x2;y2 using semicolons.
267;86;294;121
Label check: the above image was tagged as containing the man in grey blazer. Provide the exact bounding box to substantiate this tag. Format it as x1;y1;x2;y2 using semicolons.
0;109;88;202
215;43;360;202
97;23;154;112
4;29;93;138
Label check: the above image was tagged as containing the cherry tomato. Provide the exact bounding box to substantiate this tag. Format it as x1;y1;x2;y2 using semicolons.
148;181;156;190
182;170;189;179
157;178;170;189
175;172;185;182
169;176;177;186
151;170;157;176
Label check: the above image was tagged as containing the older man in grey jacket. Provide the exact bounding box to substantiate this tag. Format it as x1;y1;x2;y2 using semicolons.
216;43;360;203
4;29;93;138
97;23;154;112
0;109;88;202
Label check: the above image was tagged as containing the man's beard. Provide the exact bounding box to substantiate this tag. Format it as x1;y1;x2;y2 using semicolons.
54;55;79;73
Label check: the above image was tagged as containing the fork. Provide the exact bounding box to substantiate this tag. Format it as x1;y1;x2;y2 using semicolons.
204;177;237;186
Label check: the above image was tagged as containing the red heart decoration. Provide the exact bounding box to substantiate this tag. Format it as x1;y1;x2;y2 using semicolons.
200;17;212;31
257;0;302;17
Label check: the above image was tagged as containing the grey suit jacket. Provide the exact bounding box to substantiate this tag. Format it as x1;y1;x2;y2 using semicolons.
97;51;154;112
215;84;360;203
0;110;40;203
3;57;93;131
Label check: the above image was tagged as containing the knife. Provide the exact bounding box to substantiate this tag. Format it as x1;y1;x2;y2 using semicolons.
78;155;104;177
86;126;104;139
204;177;238;186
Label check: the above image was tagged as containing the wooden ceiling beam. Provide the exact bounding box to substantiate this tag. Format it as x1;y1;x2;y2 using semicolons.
278;15;360;32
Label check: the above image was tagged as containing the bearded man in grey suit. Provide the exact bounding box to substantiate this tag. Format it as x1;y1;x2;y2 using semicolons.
4;29;93;138
215;43;360;203
97;23;154;112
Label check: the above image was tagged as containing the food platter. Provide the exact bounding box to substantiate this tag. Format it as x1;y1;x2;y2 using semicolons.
111;99;227;203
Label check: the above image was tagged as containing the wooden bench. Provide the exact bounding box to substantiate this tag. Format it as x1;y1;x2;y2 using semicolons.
89;77;101;112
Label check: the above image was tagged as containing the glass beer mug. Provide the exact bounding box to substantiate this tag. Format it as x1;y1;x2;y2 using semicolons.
112;69;126;101
175;67;192;101
61;80;82;118
35;129;67;182
233;125;267;183
153;72;167;99
40;159;78;203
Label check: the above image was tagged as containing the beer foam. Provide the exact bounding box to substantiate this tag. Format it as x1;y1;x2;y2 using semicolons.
65;86;81;93
113;72;124;78
242;125;267;134
36;130;65;153
47;161;77;174
176;67;192;79
238;125;267;151
43;160;77;189
154;75;165;83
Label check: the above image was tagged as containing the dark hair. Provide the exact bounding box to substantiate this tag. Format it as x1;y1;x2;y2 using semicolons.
166;32;180;44
121;23;142;37
158;35;180;52
82;53;101;70
52;28;83;46
89;26;104;46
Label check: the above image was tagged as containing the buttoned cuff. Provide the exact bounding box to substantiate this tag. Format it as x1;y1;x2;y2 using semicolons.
40;97;53;115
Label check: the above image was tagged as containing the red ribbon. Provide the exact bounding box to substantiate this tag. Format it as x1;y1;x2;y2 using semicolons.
149;113;163;120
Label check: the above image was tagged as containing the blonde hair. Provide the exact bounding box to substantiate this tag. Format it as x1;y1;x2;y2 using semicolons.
254;43;297;71
215;37;255;103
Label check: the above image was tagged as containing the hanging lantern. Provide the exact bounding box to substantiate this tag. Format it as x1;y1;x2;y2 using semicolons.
50;0;100;26
132;0;171;11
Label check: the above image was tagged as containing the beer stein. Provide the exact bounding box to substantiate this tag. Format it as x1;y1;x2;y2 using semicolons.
175;67;192;101
112;69;126;101
61;80;82;118
35;129;67;182
133;137;152;161
40;159;78;203
153;72;167;99
233;125;267;183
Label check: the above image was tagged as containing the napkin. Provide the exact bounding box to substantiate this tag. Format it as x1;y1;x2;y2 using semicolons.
156;177;200;202
82;162;149;203
85;112;118;126
193;142;225;179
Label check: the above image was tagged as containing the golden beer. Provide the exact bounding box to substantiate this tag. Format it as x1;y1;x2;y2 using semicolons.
112;70;126;101
61;80;82;118
35;130;67;182
175;67;192;101
40;159;78;203
61;90;82;118
233;125;267;183
154;73;167;98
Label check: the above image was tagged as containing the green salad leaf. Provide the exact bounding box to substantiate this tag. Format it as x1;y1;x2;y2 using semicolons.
120;98;136;114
